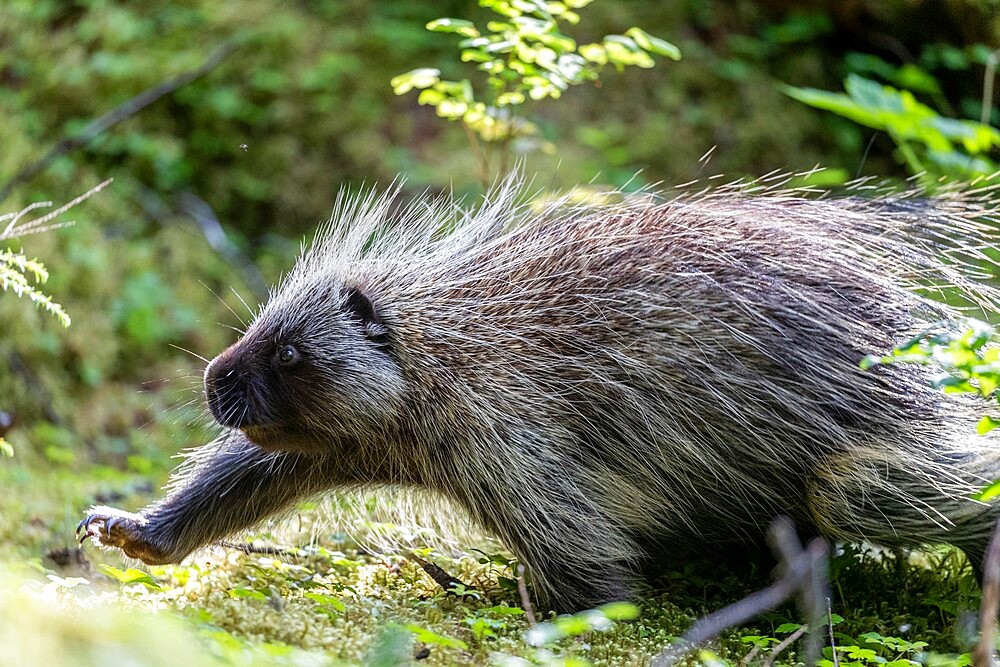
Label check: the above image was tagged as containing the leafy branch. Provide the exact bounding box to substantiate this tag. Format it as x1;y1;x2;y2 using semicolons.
785;68;1000;179
391;0;679;187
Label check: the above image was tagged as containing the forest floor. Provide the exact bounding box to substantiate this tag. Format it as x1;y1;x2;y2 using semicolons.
0;455;984;667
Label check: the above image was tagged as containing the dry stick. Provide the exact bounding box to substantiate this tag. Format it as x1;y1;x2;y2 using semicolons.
828;597;840;667
1;178;113;241
0;43;235;203
803;542;831;664
762;624;808;667
652;564;805;666
216;540;301;558
981;49;998;127
974;517;1000;667
405;551;470;595
461;121;489;191
738;643;763;667
652;518;829;667
767;518;829;666
516;563;537;626
7;352;61;424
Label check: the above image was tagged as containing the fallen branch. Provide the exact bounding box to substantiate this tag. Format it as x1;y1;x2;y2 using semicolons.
652;518;829;666
405;551;471;595
762;624;808;667
0;44;234;203
828;597;840;667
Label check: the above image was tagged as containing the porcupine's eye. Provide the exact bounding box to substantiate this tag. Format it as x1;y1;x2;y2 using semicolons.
276;344;300;366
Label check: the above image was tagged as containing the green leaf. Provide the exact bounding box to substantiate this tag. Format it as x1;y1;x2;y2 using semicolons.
972;479;1000;503
481;605;525;616
894;63;942;95
979;376;998;398
598;601;640;621
228;586;267;600
389;68;441;95
402;624;468;650
98;565;162;590
304;591;346;612
978;416;1000;437
0;437;12;458
625;27;681;60
775;622;803;633
426;18;480;38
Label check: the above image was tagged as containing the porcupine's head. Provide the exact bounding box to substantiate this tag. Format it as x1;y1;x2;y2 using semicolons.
203;267;405;454
199;180;521;457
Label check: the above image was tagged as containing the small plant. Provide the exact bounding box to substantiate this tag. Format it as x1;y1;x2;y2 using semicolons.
493;601;639;666
464;605;524;642
401;623;469;650
861;319;1000;436
391;0;679;186
862;319;1000;504
472;548;522;595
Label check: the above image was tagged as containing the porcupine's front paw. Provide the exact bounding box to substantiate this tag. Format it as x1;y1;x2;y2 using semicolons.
77;506;175;565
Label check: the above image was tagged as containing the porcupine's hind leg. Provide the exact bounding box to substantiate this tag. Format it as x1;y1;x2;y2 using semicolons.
804;445;998;577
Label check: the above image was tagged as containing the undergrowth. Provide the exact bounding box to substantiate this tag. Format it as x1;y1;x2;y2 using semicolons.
1;463;984;667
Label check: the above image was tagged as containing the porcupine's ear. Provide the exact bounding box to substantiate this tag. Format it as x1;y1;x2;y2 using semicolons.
341;284;389;345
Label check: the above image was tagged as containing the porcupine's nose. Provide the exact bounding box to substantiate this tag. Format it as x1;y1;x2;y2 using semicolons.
204;353;246;428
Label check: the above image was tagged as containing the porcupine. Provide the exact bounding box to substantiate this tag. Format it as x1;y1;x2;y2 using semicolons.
78;177;1000;611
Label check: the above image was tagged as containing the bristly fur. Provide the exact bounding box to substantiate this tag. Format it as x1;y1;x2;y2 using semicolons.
82;174;1000;611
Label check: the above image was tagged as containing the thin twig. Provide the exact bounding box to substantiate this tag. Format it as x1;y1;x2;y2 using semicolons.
0;179;113;241
801;542;830;664
982;49;998;127
7;352;61;424
0;44;235;202
652;518;830;667
652;562;805;666
828;597;840;667
738;643;763;667
516;563;537;626
176;190;269;300
461;121;489;191
762;624;808;667
974;517;1000;667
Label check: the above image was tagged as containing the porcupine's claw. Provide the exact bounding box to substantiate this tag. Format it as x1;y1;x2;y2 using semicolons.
76;506;172;564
